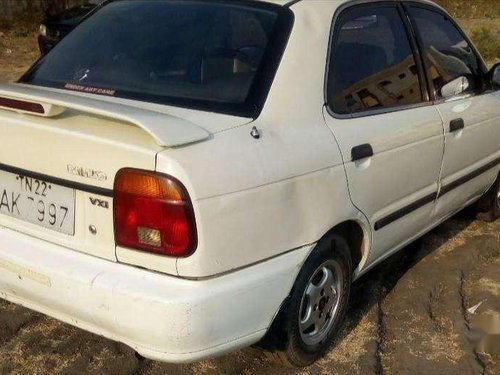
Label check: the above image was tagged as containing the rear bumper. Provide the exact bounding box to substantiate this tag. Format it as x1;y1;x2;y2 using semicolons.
0;225;311;363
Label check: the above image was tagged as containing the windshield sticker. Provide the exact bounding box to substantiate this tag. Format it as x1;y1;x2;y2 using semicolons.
64;83;116;96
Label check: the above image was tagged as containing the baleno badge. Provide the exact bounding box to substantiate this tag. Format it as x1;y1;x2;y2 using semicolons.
67;164;107;181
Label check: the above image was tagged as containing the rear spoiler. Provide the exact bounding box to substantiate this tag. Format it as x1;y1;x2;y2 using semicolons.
0;84;211;147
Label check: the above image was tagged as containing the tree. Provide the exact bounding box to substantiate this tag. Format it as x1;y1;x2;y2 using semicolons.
41;0;72;16
0;0;79;19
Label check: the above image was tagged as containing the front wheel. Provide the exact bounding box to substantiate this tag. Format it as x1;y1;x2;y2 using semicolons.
273;235;352;367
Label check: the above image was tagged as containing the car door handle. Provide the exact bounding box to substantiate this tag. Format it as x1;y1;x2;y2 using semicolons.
351;144;374;161
450;118;465;132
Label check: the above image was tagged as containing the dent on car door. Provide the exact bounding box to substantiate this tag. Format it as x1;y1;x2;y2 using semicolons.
323;3;445;265
406;4;500;216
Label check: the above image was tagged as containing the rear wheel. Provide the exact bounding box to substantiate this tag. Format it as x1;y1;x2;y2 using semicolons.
272;235;352;367
478;176;500;222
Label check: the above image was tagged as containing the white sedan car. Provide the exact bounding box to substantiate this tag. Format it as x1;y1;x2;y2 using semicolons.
0;0;499;367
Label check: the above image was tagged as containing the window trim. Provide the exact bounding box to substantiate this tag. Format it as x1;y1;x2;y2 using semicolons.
324;0;431;119
402;1;489;103
397;3;431;102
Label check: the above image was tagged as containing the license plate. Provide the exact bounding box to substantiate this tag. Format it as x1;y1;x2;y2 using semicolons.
0;170;75;235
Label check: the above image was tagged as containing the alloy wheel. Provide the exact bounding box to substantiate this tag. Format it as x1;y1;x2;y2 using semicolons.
298;260;343;346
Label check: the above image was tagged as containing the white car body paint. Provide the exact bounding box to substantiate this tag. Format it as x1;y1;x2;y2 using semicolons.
0;84;212;147
0;0;498;363
0;225;312;362
434;92;500;216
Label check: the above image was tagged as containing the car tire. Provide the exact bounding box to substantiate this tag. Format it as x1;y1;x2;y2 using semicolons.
478;175;500;222
272;234;352;367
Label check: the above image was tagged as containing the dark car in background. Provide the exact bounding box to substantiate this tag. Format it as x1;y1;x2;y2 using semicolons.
38;0;104;54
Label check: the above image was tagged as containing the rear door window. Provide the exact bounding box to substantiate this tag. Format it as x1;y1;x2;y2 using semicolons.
407;6;483;99
327;5;424;115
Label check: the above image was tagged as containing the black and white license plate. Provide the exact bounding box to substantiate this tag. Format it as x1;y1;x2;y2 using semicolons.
0;170;75;235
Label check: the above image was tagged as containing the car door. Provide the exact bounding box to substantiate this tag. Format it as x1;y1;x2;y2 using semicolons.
406;3;500;217
323;2;445;264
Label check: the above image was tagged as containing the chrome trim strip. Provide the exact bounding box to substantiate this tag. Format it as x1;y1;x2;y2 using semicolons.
0;163;114;197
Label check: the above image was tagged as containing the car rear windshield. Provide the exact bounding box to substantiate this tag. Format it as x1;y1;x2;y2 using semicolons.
21;0;293;117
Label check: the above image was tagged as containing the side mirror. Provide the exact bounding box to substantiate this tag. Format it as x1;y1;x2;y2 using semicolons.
441;76;470;99
490;63;500;90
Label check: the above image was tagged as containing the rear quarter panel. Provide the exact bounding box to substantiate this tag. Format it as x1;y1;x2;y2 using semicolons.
150;0;368;278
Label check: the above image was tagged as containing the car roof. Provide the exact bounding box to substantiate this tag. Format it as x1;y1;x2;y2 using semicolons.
255;0;440;8
256;0;447;18
250;0;296;5
255;0;353;5
252;0;293;4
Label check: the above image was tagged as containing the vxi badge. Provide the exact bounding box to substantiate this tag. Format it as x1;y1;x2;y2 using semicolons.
89;197;109;209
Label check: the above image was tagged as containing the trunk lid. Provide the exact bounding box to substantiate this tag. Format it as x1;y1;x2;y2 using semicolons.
0;83;212;262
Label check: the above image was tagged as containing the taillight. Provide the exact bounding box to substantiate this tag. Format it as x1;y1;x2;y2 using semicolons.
113;168;197;257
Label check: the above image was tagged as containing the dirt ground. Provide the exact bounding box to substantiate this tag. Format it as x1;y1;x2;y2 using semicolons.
0;32;38;83
1;34;500;375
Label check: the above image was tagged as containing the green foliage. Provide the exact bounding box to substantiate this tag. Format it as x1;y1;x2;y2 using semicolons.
0;13;43;35
434;0;500;19
0;0;81;33
0;17;10;31
471;27;500;63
